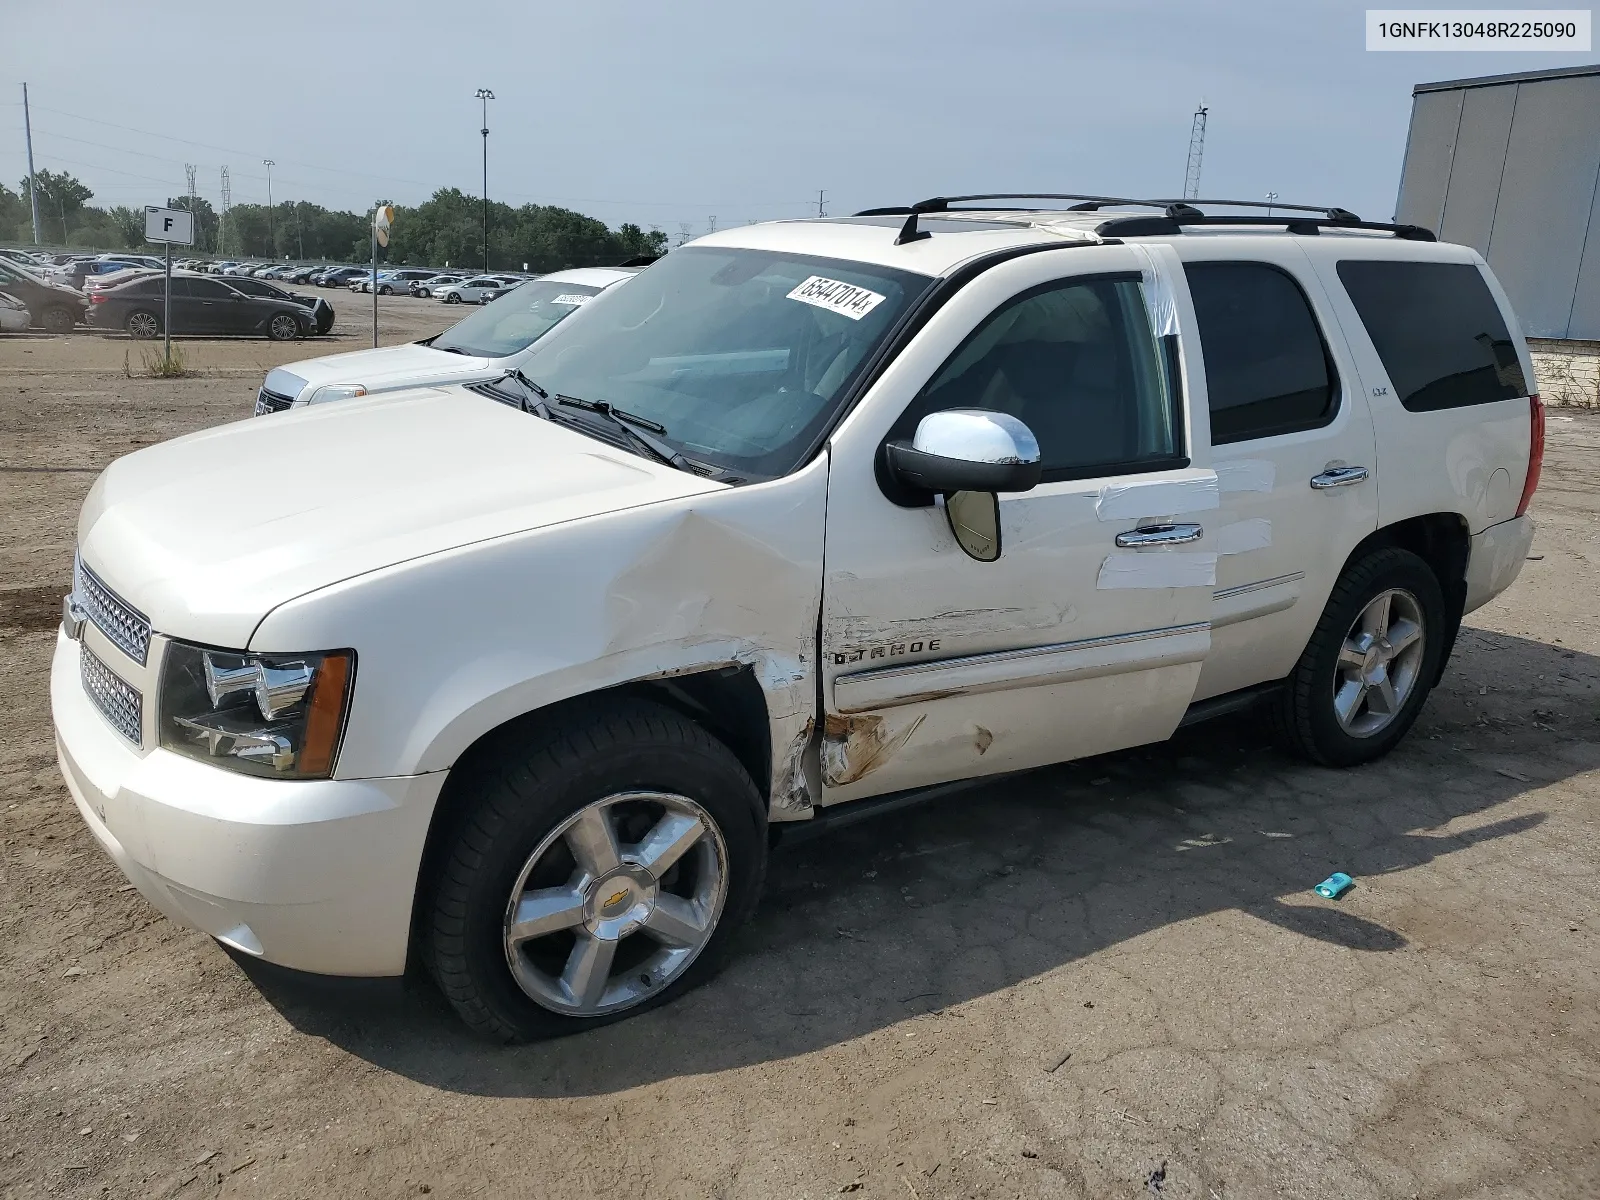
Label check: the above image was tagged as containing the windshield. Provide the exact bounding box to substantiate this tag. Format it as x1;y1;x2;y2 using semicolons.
432;279;607;358
516;248;930;479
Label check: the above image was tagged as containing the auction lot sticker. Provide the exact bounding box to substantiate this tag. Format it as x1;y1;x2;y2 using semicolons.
1366;9;1590;49
550;294;592;305
787;276;887;320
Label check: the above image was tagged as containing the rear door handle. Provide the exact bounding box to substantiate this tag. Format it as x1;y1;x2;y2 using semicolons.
1115;523;1204;548
1310;466;1369;490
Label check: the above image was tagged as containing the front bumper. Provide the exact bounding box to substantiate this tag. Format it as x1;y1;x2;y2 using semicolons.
51;629;445;977
1464;514;1536;613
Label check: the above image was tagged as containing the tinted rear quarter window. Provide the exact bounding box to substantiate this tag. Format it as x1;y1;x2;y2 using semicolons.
1336;260;1526;411
1185;262;1337;444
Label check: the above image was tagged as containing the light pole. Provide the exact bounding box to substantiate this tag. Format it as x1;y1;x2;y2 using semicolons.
1265;190;1279;218
476;88;494;273
263;159;276;256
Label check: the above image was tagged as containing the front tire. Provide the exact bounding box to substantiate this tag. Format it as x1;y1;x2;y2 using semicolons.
425;699;767;1042
266;312;300;341
444;292;461;304
1272;546;1446;767
379;284;393;296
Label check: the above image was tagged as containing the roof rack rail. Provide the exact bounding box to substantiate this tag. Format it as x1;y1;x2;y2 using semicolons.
853;194;1435;244
1094;211;1436;241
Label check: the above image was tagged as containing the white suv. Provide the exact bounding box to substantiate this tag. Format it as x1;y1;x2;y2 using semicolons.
51;196;1541;1040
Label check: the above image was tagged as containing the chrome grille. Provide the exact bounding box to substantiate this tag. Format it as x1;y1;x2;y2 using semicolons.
74;556;152;665
81;644;143;746
254;387;294;415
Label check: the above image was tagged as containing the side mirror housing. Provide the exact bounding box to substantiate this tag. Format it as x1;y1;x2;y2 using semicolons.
884;409;1042;495
883;409;1042;562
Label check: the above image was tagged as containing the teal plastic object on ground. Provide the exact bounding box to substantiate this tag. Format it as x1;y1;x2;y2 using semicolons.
1314;872;1354;899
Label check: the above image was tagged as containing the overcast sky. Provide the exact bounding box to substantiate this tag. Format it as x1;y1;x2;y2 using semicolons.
3;0;1594;237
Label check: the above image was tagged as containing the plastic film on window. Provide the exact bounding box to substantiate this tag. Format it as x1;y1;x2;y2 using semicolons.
1131;244;1179;338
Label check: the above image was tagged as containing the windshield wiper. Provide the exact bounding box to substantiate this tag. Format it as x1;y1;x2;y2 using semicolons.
433;343;475;356
554;394;698;473
503;368;551;417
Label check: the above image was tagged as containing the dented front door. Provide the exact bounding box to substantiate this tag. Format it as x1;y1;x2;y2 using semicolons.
816;244;1217;805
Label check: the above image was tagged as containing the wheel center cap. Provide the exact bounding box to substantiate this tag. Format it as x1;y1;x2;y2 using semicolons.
1364;637;1395;678
583;866;656;939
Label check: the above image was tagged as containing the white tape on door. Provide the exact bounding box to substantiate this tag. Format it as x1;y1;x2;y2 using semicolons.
1214;459;1275;493
1095;475;1220;522
1097;552;1218;589
1216;518;1272;555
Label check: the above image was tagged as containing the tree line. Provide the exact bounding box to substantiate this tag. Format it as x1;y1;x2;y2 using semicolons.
3;171;667;270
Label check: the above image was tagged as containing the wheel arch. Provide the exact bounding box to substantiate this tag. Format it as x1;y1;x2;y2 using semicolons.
407;666;772;961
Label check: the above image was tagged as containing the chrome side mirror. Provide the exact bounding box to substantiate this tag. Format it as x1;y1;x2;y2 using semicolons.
883;409;1041;562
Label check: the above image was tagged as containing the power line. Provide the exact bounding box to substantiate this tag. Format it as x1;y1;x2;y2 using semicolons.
19;101;820;212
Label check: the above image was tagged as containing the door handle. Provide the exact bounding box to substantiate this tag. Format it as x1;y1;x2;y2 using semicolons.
1115;523;1204;548
1310;466;1369;490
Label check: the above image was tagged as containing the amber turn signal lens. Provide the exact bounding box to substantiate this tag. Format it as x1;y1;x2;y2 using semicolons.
298;652;353;777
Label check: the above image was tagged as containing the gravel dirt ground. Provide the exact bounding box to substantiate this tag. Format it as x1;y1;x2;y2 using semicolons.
1;302;1598;1199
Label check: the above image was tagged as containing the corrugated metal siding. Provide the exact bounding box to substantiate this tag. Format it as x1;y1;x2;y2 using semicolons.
1396;89;1464;233
1570;177;1600;339
1436;85;1515;251
1397;68;1600;340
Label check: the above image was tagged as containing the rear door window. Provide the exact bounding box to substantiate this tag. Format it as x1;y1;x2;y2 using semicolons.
1184;262;1337;444
1335;260;1527;411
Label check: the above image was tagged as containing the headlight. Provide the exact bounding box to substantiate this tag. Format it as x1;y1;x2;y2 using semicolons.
159;642;355;779
305;384;367;405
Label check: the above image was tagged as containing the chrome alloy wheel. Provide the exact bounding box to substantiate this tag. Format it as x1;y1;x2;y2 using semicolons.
127;311;159;338
1333;588;1426;738
502;791;729;1017
269;313;300;340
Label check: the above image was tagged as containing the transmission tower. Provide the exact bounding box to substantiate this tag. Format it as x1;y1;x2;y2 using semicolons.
184;164;199;249
218;166;232;257
1184;105;1208;200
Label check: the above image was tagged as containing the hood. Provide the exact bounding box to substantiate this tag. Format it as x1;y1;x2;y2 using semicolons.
266;342;496;401
78;386;723;648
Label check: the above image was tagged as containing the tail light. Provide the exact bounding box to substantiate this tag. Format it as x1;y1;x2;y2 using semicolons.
89;293;108;304
1515;393;1544;518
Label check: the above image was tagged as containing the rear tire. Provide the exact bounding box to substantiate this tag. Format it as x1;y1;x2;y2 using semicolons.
125;309;160;339
1271;546;1446;767
43;306;76;334
425;699;767;1042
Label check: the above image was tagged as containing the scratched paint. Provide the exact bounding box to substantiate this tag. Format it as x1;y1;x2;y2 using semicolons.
821;712;928;786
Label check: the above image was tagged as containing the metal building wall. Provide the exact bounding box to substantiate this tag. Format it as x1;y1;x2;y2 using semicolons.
1396;67;1600;340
